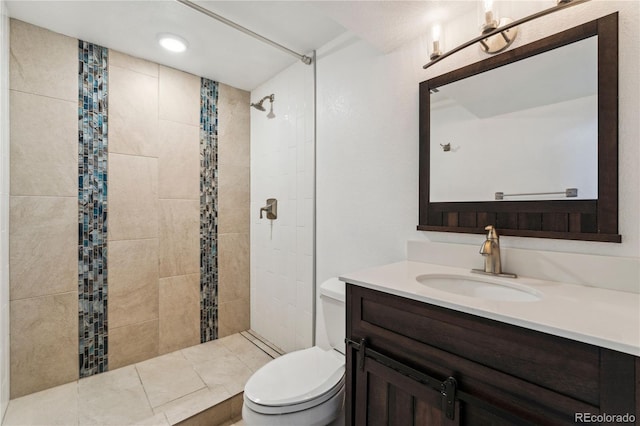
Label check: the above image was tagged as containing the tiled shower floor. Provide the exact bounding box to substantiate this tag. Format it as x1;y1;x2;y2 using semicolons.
2;332;278;426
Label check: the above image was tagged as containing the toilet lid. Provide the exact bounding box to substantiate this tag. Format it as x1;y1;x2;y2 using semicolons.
244;347;345;411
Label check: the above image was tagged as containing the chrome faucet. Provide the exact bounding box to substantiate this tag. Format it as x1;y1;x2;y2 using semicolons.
472;225;517;278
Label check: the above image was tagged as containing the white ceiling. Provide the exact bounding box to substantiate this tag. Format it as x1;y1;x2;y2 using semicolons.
7;0;476;91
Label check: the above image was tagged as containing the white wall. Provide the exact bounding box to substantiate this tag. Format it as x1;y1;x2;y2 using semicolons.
316;0;639;314
0;0;10;419
250;60;314;353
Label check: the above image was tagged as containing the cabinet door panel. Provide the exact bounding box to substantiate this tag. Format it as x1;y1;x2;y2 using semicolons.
355;356;459;426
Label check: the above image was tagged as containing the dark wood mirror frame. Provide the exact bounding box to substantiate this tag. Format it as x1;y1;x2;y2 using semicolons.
419;13;620;243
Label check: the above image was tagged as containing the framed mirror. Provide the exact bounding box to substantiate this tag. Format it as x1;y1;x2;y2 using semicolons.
418;13;620;242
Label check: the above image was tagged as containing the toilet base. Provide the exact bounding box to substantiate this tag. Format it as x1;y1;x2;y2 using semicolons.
242;385;344;426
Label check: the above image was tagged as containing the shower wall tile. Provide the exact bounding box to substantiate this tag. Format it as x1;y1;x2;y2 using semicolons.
158;199;199;278
218;205;249;234
199;77;218;343
218;165;250;208
0;3;8;413
109;50;158;78
78;40;109;378
218;233;249;303
159;66;199;126
158;120;199;200
9;91;77;196
250;60;314;352
10;292;78;398
9;196;77;300
218;298;250;338
108;153;158;241
158;273;200;354
9;19;76;102
218;83;250;169
109;238;159;329
109;320;159;370
109;64;159;157
216;83;250;340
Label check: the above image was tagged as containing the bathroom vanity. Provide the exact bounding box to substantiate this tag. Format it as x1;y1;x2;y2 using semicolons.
342;262;640;425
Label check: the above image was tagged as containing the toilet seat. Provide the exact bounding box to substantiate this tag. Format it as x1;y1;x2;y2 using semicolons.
244;346;345;415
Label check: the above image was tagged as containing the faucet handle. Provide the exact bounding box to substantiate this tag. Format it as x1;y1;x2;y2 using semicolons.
484;225;499;240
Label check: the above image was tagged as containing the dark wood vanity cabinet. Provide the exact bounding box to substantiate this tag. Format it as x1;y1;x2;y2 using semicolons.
345;284;639;425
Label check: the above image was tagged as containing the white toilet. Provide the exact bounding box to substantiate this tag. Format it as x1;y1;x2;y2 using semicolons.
242;278;346;426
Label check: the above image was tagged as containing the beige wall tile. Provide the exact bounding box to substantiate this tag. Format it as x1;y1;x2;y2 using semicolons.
158;200;199;277
218;205;249;234
109;239;159;329
10;91;77;196
218;233;249;304
9;19;76;101
158;120;199;200
218;299;249;338
110;50;158;77
10;196;76;300
159;274;200;354
159;66;199;126
109;320;159;370
10;292;78;398
109;154;158;241
218;166;249;210
109;65;159;157
218;83;250;169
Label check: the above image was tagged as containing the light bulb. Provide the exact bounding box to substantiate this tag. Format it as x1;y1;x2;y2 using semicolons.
432;24;441;43
430;24;443;60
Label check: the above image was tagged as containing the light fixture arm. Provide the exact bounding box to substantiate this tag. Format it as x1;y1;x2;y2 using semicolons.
423;0;590;70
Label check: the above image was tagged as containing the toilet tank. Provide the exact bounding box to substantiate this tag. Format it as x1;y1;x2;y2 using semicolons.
319;278;346;353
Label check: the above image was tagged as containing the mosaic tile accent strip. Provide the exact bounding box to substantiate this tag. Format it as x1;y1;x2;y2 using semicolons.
78;40;109;377
200;78;219;343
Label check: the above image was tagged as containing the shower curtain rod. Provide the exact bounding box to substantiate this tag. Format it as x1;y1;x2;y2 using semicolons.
176;0;313;65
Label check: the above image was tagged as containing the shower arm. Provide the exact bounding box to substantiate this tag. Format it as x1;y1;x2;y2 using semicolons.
176;0;313;65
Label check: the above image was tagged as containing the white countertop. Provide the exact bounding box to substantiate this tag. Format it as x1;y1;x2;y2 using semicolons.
340;261;640;356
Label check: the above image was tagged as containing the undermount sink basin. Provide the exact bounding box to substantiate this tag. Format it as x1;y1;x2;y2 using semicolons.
416;274;542;302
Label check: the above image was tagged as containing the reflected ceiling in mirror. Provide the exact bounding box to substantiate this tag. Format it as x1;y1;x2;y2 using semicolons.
430;36;598;203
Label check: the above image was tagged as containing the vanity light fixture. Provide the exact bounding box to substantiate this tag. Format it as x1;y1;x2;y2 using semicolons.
158;33;189;53
430;24;443;60
478;0;518;54
422;0;590;70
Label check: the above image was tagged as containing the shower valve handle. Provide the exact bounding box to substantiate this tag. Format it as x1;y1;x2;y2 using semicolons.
260;198;277;220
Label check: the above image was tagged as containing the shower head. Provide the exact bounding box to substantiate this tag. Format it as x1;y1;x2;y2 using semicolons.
250;94;274;112
251;102;266;112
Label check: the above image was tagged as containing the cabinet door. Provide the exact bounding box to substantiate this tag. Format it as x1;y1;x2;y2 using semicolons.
352;355;459;426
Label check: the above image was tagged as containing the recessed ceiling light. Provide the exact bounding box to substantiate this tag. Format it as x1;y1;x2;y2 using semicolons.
158;33;188;53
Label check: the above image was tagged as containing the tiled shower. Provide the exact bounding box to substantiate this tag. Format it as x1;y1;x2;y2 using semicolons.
6;19;251;399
